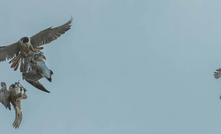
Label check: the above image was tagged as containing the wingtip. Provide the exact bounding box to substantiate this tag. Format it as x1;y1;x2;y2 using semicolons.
38;86;50;93
48;78;52;82
38;87;50;93
70;16;73;22
25;80;50;93
44;90;50;93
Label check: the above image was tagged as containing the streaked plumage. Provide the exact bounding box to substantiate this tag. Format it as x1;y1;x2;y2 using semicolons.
9;82;28;129
0;82;28;128
0;18;72;71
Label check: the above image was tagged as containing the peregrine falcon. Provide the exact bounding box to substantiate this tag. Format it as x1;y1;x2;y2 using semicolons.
0;18;72;71
0;82;28;128
9;82;28;129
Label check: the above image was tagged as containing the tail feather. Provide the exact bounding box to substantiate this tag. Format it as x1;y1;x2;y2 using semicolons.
10;55;21;71
9;55;19;63
9;54;21;64
14;58;21;71
13;107;22;129
10;61;18;68
14;62;19;71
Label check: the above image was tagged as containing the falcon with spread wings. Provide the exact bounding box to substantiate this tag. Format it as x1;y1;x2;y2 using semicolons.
0;18;72;71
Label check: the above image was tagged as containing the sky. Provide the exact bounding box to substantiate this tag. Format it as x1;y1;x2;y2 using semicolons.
0;0;221;133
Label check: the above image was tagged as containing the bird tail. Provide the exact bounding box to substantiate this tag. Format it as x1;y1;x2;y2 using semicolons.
14;59;21;71
10;55;21;71
9;54;21;64
12;107;22;129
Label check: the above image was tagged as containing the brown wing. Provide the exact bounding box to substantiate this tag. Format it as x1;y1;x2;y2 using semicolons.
0;42;20;62
30;18;72;48
0;89;11;110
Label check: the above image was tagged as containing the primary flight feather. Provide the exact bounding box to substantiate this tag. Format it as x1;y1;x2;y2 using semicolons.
0;18;72;71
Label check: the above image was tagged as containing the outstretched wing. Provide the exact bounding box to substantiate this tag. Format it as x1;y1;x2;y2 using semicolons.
0;89;11;110
214;68;221;79
0;42;20;62
25;80;50;93
30;18;72;48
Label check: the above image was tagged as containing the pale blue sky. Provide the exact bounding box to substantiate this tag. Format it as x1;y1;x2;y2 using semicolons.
0;0;221;134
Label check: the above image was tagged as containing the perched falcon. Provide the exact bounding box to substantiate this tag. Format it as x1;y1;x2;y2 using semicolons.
0;18;72;71
0;82;28;129
22;52;52;93
9;82;28;129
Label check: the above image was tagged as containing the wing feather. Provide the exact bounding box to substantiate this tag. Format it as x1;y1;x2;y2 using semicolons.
0;42;20;62
30;18;72;48
0;89;11;110
22;71;43;81
0;90;7;107
25;80;50;93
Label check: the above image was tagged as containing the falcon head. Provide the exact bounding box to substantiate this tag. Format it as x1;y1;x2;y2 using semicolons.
9;83;19;93
1;82;6;87
10;84;15;89
19;37;30;44
9;83;19;89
